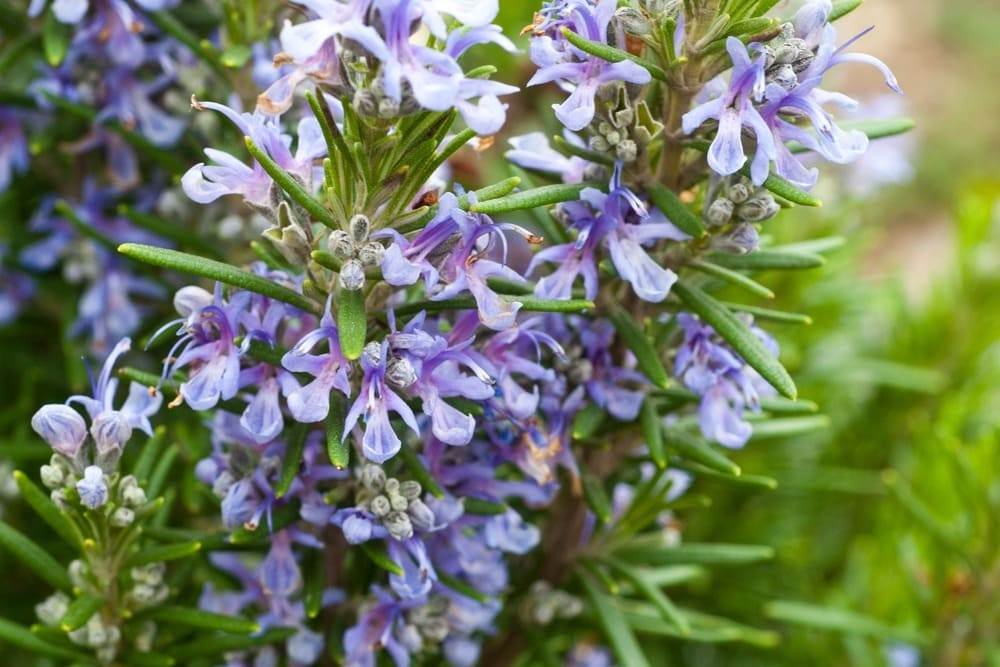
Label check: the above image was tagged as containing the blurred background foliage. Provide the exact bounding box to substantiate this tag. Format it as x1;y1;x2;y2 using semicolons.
2;0;999;664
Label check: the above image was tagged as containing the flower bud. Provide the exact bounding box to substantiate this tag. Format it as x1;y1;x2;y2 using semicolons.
362;341;383;366
90;411;133;455
398;480;422;501
768;63;797;89
615;7;652;35
353;89;379;117
35;593;70;626
706;197;734;226
31;404;87;460
69;559;90;589
359;464;386;492
111;507;135;527
370;494;391;517
727;178;754;204
715;222;760;254
173;285;213;318
389;491;409;512
349;214;371;245
386;355;417;389
76;465;109;510
736;194;780;222
384;510;414;540
358;241;385;267
121;481;147;507
339;259;366;291
408;498;436;531
328;230;354;260
40;464;64;489
616;139;638;162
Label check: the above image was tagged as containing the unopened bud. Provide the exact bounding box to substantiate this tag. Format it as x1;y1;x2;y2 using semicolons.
339;259;366;291
111;507;135;527
706;197;734;226
40;464;64;489
370;494;391;517
359;464;386;492
615;7;652;35
357;241;385;267
384;510;414;540
727;178;754;204
36;593;70;626
328;230;354;260
349;214;371;245
399;480;422;501
736;194;779;222
362;341;383;366
768;63;797;89
408;498;436;531
386;356;417;389
616;139;637;162
388;491;408;512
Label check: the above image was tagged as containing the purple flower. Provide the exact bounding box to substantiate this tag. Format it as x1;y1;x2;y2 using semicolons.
530;164;687;303
380;192;534;330
483;510;540;555
388;312;494;446
164;288;247;410
527;0;651;131
281;305;352;423
31;404;88;460
759;23;901;188
674;313;777;448
504;131;588;183
182;99;326;208
683;37;776;184
344;341;422;463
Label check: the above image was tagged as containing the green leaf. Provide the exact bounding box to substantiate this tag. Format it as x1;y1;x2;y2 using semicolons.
359;541;404;576
829;0;863;22
609;308;671;389
167;627;297;661
393;295;594;318
438;571;490;604
673;281;797;399
118;205;223;260
150;606;260;634
688;259;775;298
146;443;179;499
0;521;71;591
60;594;105;632
468;182;594;215
749;415;830;440
750;168;822;206
759;396;818;414
721;301;812;325
640;399;667;468
337;288;367;360
244;137;338;229
13;470;81;548
605;562;690;635
708;249;825;271
118;652;175;667
615;538;774;565
119;243;321;315
275;423;307;499
463;498;508;515
765;600;927;644
0;617;94;662
560;26;668;82
397;445;446;499
581;575;652;667
42;11;71;66
670;459;777;489
571;402;606;440
325;393;350;469
132;425;168;486
125;540;202;568
581;474;612;524
646;183;706;238
662;425;740;476
304;555;325;619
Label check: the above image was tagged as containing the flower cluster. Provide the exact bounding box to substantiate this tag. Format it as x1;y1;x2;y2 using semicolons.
7;0;907;664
